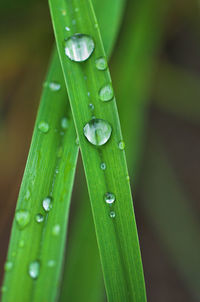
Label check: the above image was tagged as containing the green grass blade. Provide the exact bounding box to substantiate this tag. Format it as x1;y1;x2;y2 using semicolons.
49;1;147;301
1;50;79;302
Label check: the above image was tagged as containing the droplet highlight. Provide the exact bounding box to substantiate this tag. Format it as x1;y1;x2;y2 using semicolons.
4;261;13;272
28;260;40;280
15;210;30;229
104;192;115;204
83;118;112;146
42;197;52;212
109;211;116;218
61;117;68;130
49;81;61;91
95;57;107;71
100;162;106;170
118;140;125;150
38;121;49;134
52;224;61;236
64;34;95;62
47;260;55;267
99;83;114;102
35;213;44;223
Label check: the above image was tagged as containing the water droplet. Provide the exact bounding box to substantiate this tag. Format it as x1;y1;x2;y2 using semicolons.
1;286;7;293
19;239;25;248
65;26;70;31
109;211;116;218
64;34;95;62
42;197;52;212
99;83;114;102
95;57;107;71
25;189;31;200
126;175;130;182
38;121;49;133
61;117;68;130
4;261;13;272
75;137;79;145
15;210;30;229
88;103;94;110
57;146;63;158
100;162;106;170
35;213;44;223
118;140;125;150
52;224;60;236
94;23;98;29
49;81;61;91
104;192;115;204
87;91;90;96
83;119;112;146
28;260;40;280
55;168;59;174
47;260;55;267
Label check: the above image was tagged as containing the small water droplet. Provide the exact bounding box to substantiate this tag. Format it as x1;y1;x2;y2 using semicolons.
35;213;44;223
61;117;68;130
64;34;95;62
57;146;63;158
38;121;49;133
49;81;61;91
118;140;125;150
65;26;70;31
83;119;112;146
88;103;94;110
109;211;116;218
87;91;90;96
55;168;59;174
47;260;55;267
75;137;79;145
52;224;60;236
99;83;114;102
15;210;30;229
25;189;31;200
4;261;13;272
19;239;25;248
104;192;115;204
28;260;40;280
42;197;52;212
126;175;130;182
100;162;106;170
95;57;107;71
94;23;98;29
1;286;7;293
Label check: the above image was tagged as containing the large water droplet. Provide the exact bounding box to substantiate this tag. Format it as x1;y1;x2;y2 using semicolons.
4;261;13;272
109;211;116;218
49;81;61;91
100;162;106;170
15;210;30;229
42;197;52;212
104;192;115;204
118;140;125;150
95;57;107;71
99;84;114;102
28;260;40;279
35;213;44;223
52;224;60;236
64;34;95;62
83;119;112;146
38;121;49;133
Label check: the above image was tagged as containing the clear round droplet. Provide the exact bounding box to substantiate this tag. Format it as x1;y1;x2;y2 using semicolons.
52;224;61;236
15;210;30;229
64;34;95;62
104;192;115;204
95;57;107;71
109;211;116;218
83;118;112;146
99;83;114;102
88;103;94;110
118;140;125;150
35;213;44;223
100;162;106;170
42;197;52;212
61;117;68;130
47;260;55;267
49;81;61;91
4;261;13;272
28;260;40;280
38;121;49;133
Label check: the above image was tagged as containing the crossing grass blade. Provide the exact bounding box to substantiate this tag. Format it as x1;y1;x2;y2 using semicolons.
1;50;79;302
49;0;147;301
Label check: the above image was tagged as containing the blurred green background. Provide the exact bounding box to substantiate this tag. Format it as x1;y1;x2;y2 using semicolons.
0;0;200;301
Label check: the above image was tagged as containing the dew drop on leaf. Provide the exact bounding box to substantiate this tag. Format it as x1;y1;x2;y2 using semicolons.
49;81;61;91
52;224;61;236
104;192;115;204
15;210;30;229
95;57;107;71
28;260;40;280
35;213;44;223
118;140;125;150
65;26;70;31
4;261;13;272
47;260;56;267
99;83;114;102
42;197;52;212
19;239;25;248
100;162;106;170
38;121;49;133
109;211;116;218
88;103;94;111
61;117;68;130
64;34;95;62
83;118;112;146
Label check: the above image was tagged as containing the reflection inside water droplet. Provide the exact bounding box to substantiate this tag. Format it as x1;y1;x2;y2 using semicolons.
83;118;112;146
95;57;107;71
38;121;49;134
28;260;40;279
104;192;115;204
15;210;30;229
42;197;52;212
99;83;114;102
